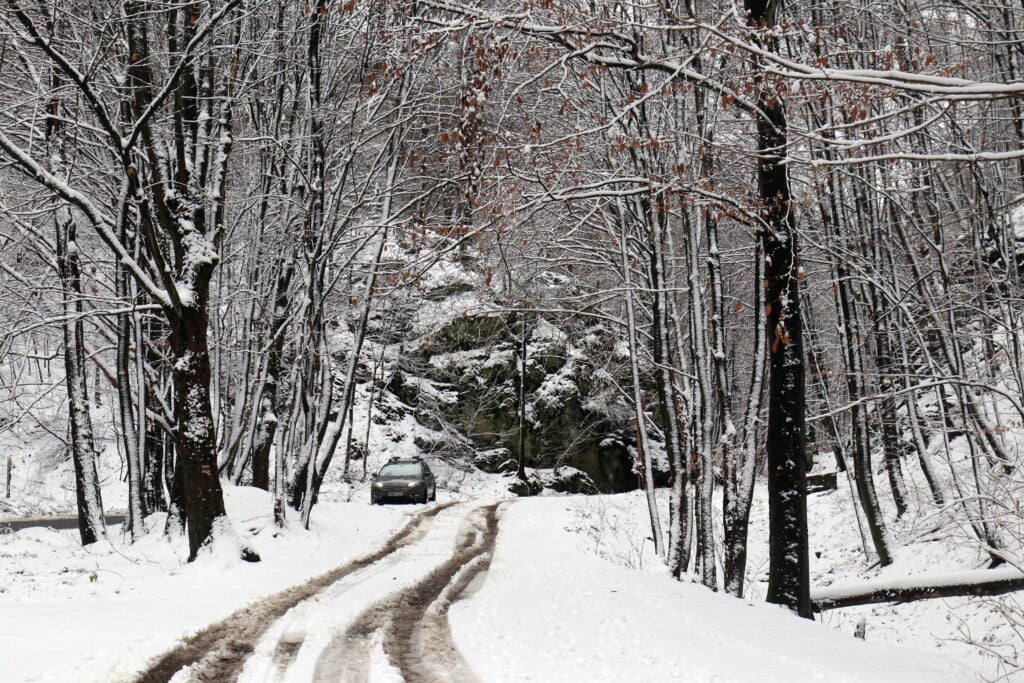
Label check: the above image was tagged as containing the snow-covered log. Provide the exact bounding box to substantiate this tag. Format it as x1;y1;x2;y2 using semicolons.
812;568;1024;611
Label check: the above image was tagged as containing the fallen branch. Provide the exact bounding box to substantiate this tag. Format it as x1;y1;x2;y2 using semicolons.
812;567;1024;611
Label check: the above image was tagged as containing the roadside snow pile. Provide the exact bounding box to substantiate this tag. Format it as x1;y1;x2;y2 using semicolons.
0;484;405;682
450;496;970;682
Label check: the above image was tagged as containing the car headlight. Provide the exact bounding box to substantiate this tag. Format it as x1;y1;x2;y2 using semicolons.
406;481;421;488
373;482;383;488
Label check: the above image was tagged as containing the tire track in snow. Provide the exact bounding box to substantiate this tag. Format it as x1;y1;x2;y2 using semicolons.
241;512;453;682
313;502;502;683
134;501;457;683
269;633;304;679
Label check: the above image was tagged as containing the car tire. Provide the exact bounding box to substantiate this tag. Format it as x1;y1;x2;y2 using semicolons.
429;489;436;502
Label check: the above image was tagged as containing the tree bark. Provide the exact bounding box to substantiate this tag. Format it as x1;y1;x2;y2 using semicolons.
747;0;812;618
834;257;894;566
169;300;257;561
515;311;530;482
56;218;107;546
724;247;766;597
251;259;293;491
115;185;145;541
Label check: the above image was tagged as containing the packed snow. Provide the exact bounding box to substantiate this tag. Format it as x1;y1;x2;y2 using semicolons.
2;485;984;682
0;486;404;682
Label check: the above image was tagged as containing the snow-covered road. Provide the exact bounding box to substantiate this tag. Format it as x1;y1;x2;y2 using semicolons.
231;501;498;683
2;489;975;682
0;514;126;532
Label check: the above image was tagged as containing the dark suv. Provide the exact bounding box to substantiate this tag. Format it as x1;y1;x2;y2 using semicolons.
371;458;437;505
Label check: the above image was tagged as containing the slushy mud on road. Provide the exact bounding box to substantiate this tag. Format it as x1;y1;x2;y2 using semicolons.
135;501;459;683
314;503;501;683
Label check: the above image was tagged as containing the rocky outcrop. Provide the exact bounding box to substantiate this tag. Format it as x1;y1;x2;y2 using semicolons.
401;313;640;493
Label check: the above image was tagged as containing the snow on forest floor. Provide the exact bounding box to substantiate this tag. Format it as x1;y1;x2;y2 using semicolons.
452;496;970;682
573;480;1021;681
0;387;1007;683
2;483;979;683
0;386;130;518
0;485;411;682
776;455;1024;682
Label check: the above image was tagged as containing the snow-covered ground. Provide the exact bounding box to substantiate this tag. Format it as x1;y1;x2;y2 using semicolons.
0;485;406;682
567;477;1024;680
2;484;981;682
451;496;970;683
0;382;129;518
0;368;1012;682
756;453;1024;680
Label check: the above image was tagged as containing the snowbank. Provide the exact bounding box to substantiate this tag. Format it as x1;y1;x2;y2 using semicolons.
450;496;971;682
0;484;406;682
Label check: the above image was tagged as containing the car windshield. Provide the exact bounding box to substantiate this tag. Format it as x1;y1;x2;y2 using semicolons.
377;463;421;479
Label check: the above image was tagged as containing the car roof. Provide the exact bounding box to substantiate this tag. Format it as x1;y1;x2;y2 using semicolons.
380;458;429;470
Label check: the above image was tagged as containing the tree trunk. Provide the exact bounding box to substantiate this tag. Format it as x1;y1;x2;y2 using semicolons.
45;39;105;547
143;313;169;515
300;227;387;526
652;212;689;578
681;207;716;589
116;190;145;541
251;259;293;491
617;198;664;557
56;218;106;546
834;258;894;566
515;312;530;482
724;246;766;597
873;324;909;520
169;303;256;561
748;0;812;618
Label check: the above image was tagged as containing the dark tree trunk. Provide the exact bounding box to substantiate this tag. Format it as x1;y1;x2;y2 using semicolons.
748;0;812;619
44;33;104;547
143;311;170;515
651;226;688;578
116;193;145;540
168;302;254;561
143;418;166;514
803;298;847;472
872;322;909;519
723;247;766;597
56;218;106;546
835;259;894;566
251;260;293;491
516;312;530;482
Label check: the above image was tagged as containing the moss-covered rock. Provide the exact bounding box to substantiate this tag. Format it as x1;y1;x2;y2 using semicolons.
544;467;599;494
473;448;516;474
422;313;508;354
406;316;644;493
508;476;544;497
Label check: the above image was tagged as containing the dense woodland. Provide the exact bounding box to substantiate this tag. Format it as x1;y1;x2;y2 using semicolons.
3;0;1024;654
